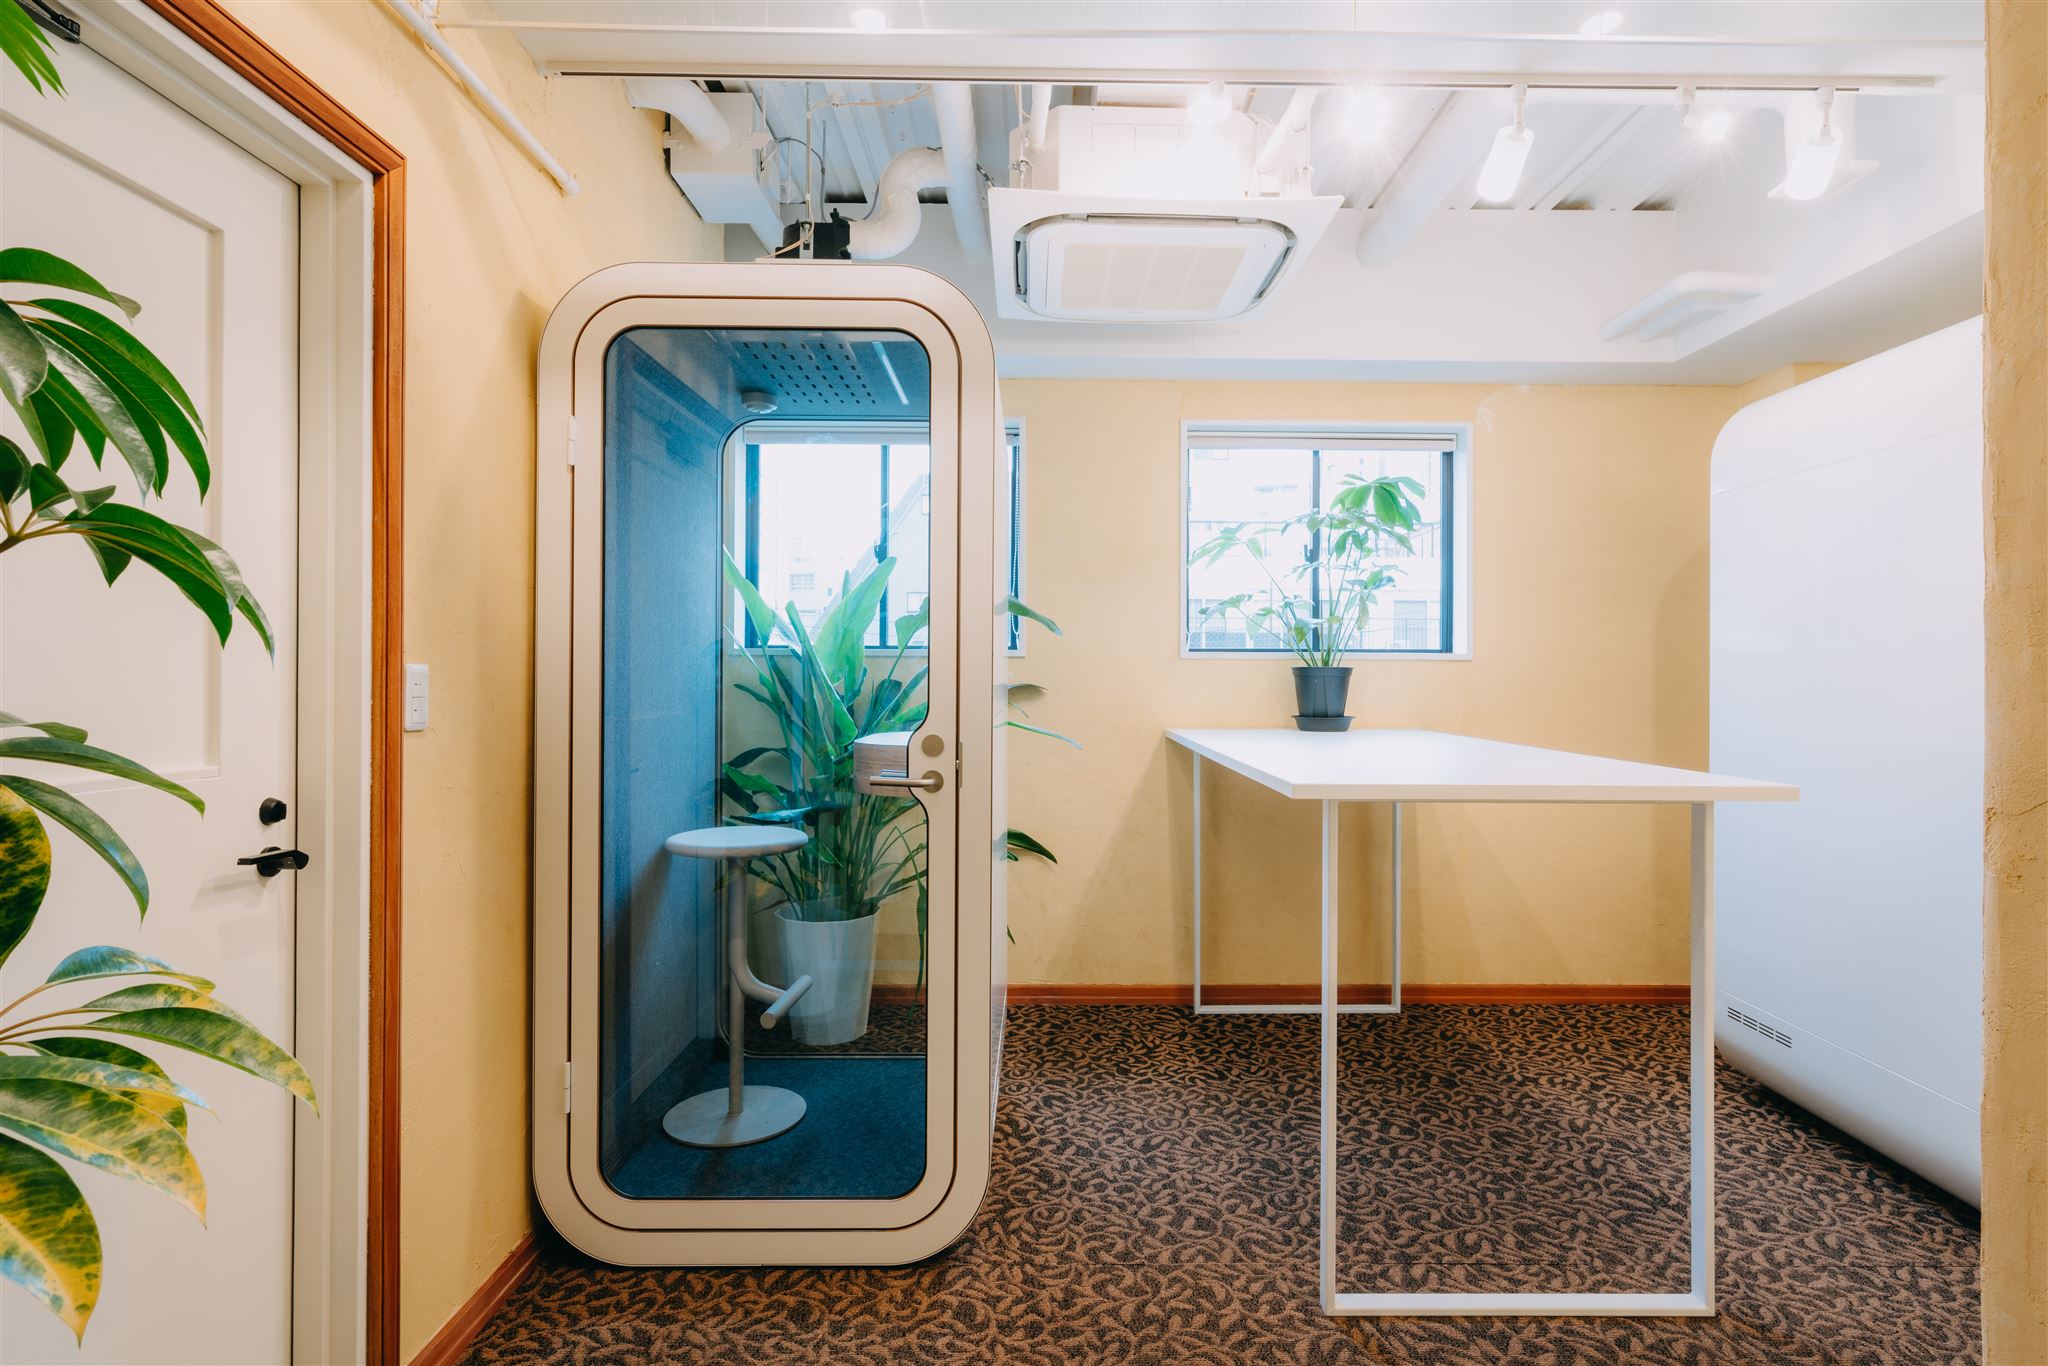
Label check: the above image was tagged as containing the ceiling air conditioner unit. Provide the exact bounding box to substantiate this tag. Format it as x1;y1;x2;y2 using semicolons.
989;190;1338;325
1011;214;1295;323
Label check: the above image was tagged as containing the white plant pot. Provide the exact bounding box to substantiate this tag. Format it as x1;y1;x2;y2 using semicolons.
774;903;879;1046
745;901;787;988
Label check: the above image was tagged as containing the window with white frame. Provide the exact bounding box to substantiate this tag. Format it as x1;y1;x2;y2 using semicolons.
735;424;1025;650
1183;430;1465;656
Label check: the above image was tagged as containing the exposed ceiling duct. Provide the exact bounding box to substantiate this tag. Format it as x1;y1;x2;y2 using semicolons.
640;85;783;253
625;76;731;153
847;147;949;259
932;82;989;262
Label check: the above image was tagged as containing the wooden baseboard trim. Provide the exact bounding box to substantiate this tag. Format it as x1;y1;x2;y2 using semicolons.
408;1233;537;1366
1002;983;1689;1006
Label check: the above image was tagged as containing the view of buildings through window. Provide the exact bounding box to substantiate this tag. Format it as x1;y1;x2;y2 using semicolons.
1185;439;1454;653
740;429;1024;649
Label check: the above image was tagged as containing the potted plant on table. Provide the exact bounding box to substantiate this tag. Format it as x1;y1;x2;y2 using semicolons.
720;550;1066;1044
1189;473;1424;730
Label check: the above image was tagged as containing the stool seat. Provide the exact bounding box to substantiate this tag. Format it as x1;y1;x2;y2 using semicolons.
665;825;809;860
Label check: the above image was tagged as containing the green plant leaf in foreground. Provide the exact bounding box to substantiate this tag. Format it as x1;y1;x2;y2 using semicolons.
0;787;52;972
0;736;201;813
0;250;137;321
77;996;318;1114
31;1038;197;1138
0;1078;204;1220
0;714;87;744
1006;829;1057;863
41;946;213;994
0;777;148;914
0;1055;207;1115
0;1136;98;1344
1004;596;1062;636
0;0;64;95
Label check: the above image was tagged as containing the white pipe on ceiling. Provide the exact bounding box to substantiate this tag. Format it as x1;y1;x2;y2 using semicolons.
380;0;579;195
932;82;989;262
1026;82;1055;150
847;146;948;259
625;76;732;151
1255;87;1318;174
1354;89;1510;266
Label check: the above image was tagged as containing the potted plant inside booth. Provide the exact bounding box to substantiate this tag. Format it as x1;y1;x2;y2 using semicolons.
0;11;318;1342
1189;473;1424;730
720;551;1067;1045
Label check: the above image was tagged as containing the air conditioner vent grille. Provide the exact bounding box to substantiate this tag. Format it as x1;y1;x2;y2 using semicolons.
1012;213;1295;323
1056;241;1251;315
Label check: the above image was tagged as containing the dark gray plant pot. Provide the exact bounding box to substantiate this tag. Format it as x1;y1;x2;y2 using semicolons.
1292;666;1354;726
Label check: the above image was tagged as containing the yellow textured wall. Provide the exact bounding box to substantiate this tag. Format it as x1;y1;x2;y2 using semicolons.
1984;2;2048;1359
1000;378;1781;990
214;2;720;1357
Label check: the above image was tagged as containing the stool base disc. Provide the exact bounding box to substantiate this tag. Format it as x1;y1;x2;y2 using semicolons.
662;1086;806;1148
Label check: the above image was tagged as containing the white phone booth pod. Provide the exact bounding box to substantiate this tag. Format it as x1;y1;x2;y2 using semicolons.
532;263;1008;1264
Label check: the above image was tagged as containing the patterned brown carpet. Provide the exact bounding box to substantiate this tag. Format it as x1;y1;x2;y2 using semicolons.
470;1005;1980;1364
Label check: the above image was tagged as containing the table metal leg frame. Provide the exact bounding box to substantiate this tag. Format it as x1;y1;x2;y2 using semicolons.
1318;801;1716;1317
1190;754;1402;1016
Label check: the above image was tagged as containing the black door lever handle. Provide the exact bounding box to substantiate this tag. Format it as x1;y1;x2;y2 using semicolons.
238;846;310;878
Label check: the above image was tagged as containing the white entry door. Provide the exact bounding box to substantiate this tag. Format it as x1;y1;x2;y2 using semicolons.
0;38;300;1366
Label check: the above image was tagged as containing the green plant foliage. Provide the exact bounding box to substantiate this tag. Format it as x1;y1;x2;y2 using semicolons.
0;1138;97;1343
0;787;51;969
1189;473;1425;667
32;1038;199;1137
0;2;62;95
719;553;1073;982
0;1080;205;1221
721;551;929;931
0;249;273;653
0;717;205;925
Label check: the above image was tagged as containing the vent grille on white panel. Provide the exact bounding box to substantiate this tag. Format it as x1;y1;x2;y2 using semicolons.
1013;214;1295;323
1729;1005;1794;1048
1055;241;1251;315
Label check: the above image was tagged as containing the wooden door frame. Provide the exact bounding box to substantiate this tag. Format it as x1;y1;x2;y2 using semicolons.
82;1;405;1360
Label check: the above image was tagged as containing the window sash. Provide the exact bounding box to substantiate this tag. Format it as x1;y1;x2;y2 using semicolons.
1185;442;1455;656
738;425;1025;651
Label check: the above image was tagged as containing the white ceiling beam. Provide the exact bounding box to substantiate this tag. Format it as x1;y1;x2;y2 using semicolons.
1355;90;1510;266
1528;105;1659;210
447;20;1975;90
1594;138;1689;210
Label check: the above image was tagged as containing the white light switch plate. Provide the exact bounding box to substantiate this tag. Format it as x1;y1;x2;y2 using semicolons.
404;663;429;732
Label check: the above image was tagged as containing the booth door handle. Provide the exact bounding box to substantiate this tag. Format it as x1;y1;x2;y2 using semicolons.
238;846;310;878
869;769;944;793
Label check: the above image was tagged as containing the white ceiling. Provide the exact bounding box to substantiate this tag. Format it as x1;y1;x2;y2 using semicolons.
474;0;1986;384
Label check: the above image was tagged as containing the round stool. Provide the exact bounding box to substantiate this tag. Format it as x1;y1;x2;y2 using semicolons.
660;825;814;1148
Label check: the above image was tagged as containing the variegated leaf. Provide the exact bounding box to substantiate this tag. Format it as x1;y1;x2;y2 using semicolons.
0;1135;100;1342
0;1078;204;1220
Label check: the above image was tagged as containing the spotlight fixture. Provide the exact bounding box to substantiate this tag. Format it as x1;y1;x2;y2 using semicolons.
1187;81;1233;129
1579;10;1625;36
1783;88;1842;201
1476;84;1534;204
1680;90;1734;143
1337;83;1388;142
849;7;886;30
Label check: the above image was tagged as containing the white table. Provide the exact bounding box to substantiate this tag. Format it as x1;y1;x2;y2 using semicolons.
1166;727;1797;1318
